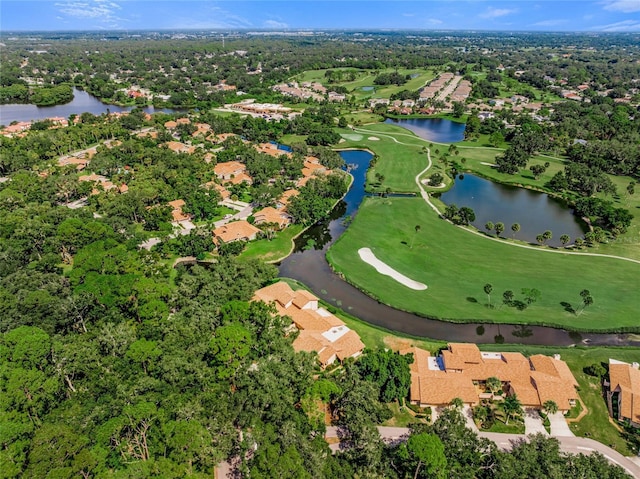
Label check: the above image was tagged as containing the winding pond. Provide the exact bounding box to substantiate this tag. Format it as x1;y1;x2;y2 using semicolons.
384;117;466;143
278;150;639;347
0;87;177;124
439;174;589;247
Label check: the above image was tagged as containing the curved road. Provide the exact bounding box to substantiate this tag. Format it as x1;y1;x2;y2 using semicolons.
325;426;640;477
353;125;640;266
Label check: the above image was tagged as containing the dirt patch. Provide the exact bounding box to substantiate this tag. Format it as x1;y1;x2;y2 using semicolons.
383;336;416;351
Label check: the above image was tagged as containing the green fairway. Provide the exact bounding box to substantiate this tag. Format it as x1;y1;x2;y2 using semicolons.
292;67;435;100
340;123;640;261
328;195;640;331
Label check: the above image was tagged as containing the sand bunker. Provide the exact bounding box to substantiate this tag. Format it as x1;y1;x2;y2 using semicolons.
480;162;497;167
358;248;427;291
421;178;445;188
341;133;363;141
368;136;380;141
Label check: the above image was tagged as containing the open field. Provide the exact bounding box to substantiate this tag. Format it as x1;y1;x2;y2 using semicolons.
328;196;640;331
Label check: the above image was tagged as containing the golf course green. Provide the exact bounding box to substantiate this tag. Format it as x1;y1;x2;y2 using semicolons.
327;124;640;332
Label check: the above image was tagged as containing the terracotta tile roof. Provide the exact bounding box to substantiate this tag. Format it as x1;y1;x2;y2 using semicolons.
442;343;482;370
609;360;640;424
168;199;186;209
213;220;260;243
530;355;579;387
165;141;195;154
226;172;253;185
252;282;295;308
254;207;291;228
214;161;245;179
400;346;431;375
252;281;364;367
278;189;299;208
203;182;230;200
164;120;177;129
405;345;579;409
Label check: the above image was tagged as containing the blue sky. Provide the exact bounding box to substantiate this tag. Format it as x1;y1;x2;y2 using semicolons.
2;1;639;32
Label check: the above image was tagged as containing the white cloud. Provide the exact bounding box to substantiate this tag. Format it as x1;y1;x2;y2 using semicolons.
427;18;443;25
263;19;289;29
480;7;517;19
602;0;640;13
593;19;640;31
532;19;568;27
55;1;121;19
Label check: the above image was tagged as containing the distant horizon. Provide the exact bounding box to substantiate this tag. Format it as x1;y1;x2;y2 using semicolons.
2;1;640;33
2;28;640;35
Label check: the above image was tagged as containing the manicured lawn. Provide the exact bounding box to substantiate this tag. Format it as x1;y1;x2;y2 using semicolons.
338;123;640;260
239;224;304;263
327;196;640;331
383;401;426;427
482;419;525;435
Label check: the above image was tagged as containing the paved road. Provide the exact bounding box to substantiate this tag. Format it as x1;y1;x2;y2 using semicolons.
325;426;640;476
479;432;640;478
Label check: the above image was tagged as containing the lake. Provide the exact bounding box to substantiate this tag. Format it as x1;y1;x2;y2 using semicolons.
384;117;466;143
278;151;637;347
439;174;589;247
0;87;177;124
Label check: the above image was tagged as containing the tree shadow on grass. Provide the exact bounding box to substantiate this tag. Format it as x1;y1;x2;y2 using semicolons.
466;297;478;303
560;301;575;314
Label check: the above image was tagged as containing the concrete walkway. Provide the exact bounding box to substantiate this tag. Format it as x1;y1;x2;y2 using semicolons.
524;408;549;435
549;411;575;437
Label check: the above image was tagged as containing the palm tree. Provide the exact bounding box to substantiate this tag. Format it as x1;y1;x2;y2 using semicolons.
410;224;421;249
560;234;570;247
486;376;502;395
542;400;558;416
511;223;520;238
484;283;493;308
485;221;494;234
501;394;523;425
450;397;464;410
495;222;505;237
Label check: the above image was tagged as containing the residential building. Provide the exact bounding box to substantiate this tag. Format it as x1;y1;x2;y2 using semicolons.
214;161;246;181
403;343;579;411
607;359;640;427
253;206;292;229
213;220;261;244
167;199;191;223
253;282;365;367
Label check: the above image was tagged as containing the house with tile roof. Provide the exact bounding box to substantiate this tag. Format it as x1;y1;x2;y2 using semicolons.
403;343;579;412
253;282;365;367
277;189;300;210
607;359;640;427
167;199;192;223
213;220;261;244
253;206;291;229
214;161;246;181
